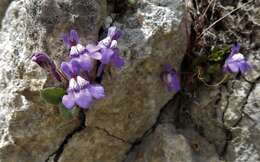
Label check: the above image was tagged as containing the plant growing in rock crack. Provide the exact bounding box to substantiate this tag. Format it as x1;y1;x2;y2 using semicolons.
196;43;251;87
32;27;124;118
161;64;181;93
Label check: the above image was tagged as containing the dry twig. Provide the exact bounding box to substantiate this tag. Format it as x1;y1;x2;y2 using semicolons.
198;0;254;39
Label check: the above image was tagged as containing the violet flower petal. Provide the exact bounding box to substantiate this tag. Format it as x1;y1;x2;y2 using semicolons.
224;51;251;74
78;54;93;72
231;43;240;55
111;51;124;69
86;44;102;60
239;60;250;74
32;52;55;70
108;26;122;40
168;73;181;92
70;29;80;44
86;44;102;53
89;52;102;60
161;64;181;93
101;48;114;64
75;89;92;109
62;29;80;49
61;60;80;79
61;62;73;79
62;93;75;109
62;34;71;49
32;52;62;81
88;84;105;99
227;62;239;73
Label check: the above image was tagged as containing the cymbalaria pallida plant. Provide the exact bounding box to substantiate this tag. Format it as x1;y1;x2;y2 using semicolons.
32;27;124;117
223;43;251;74
195;43;251;87
161;64;181;92
160;43;252;92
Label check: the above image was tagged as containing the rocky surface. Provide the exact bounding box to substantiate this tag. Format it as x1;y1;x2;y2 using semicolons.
125;124;193;162
0;0;10;25
180;1;260;162
58;0;190;161
0;0;105;161
0;0;190;162
0;0;260;162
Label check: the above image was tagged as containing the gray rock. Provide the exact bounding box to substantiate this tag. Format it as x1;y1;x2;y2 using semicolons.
0;0;190;162
0;0;106;161
58;127;130;162
189;87;227;154
125;124;221;162
226;81;260;162
223;80;252;128
0;0;10;26
125;124;193;162
85;0;189;143
58;0;190;161
179;128;222;162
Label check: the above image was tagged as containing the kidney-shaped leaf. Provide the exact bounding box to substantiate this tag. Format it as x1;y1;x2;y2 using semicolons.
40;87;66;105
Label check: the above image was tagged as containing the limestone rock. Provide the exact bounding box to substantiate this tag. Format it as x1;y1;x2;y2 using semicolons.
85;0;189;143
126;123;222;162
179;128;221;162
0;0;106;161
125;124;193;162
0;0;10;25
58;127;130;162
226;81;260;162
58;0;190;161
0;0;190;161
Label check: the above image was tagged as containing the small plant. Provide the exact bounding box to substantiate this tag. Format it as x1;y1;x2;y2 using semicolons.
161;64;181;93
32;27;124;118
197;43;251;87
223;43;250;74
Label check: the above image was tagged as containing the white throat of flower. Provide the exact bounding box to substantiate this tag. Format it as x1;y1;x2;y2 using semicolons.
76;76;89;89
70;44;85;56
166;73;172;83
101;37;112;47
232;53;245;61
110;40;118;48
69;78;78;91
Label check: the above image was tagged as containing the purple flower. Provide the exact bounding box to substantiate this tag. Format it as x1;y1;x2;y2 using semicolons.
86;44;102;60
62;76;105;109
61;60;81;79
62;29;85;57
223;43;251;74
63;30;102;72
107;26;122;40
32;52;62;81
97;26;124;76
62;29;80;49
161;64;181;92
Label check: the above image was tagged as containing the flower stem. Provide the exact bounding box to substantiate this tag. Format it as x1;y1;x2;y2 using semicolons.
197;67;228;87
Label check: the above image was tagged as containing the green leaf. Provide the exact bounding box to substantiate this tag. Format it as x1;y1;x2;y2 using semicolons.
208;45;230;62
128;0;136;5
59;104;73;119
207;64;221;75
40;87;66;105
